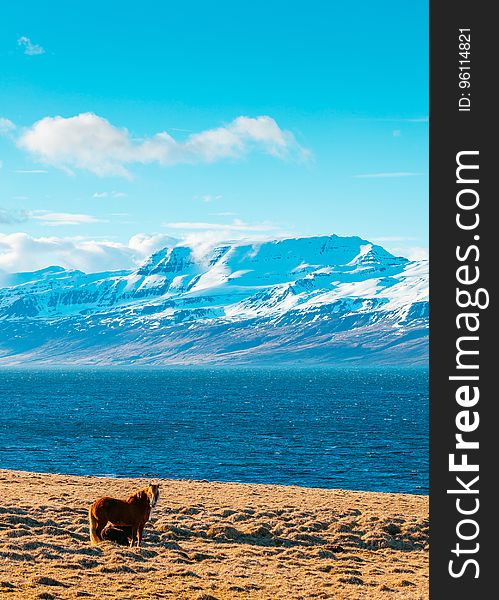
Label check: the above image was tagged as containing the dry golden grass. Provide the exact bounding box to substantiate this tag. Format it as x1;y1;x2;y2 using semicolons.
0;470;428;599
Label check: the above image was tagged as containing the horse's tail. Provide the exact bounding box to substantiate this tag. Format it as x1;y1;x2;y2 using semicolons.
88;504;100;545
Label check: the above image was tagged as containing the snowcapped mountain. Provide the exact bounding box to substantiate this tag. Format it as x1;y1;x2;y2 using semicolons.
0;235;428;365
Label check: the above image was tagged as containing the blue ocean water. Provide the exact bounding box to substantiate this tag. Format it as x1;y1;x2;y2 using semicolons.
0;367;428;494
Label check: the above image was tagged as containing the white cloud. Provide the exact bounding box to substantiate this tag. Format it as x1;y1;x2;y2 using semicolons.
29;211;106;227
163;219;277;232
372;236;417;243
0;233;129;273
0;117;16;135
405;247;429;261
164;220;292;263
0;232;178;274
14;169;48;174
0;208;104;227
179;231;238;262
353;172;421;179
17;36;45;56
197;194;222;203
128;232;177;257
392;129;401;137
377;241;428;261
179;229;295;264
17;113;309;177
93;191;127;198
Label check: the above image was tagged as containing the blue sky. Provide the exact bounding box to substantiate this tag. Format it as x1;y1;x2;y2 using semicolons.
0;0;428;273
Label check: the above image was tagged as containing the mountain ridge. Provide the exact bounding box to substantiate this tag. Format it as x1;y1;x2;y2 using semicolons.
0;234;428;366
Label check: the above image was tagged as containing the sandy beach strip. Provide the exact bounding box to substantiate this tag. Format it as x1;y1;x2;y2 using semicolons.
0;469;428;599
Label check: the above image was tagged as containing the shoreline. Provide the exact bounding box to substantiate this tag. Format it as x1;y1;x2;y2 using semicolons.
0;468;428;497
0;469;428;599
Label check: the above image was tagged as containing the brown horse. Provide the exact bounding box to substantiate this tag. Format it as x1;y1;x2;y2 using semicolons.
88;483;160;547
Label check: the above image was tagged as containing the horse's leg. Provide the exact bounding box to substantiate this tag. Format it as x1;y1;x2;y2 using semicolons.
130;526;138;547
137;523;145;547
95;518;108;541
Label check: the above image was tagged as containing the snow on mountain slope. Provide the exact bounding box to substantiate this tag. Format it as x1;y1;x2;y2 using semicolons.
0;235;428;365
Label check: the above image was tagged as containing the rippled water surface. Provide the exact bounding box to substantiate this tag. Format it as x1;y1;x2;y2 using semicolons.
0;367;428;494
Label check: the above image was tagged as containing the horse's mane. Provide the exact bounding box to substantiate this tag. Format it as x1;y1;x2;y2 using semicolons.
126;488;149;504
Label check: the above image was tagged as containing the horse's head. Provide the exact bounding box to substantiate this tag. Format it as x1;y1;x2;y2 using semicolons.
146;483;160;508
127;483;160;507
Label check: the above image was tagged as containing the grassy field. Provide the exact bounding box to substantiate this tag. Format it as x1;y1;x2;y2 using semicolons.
0;470;428;599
